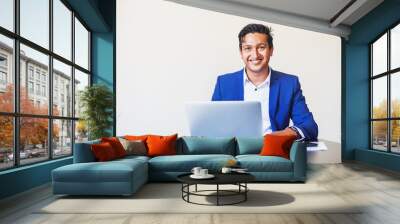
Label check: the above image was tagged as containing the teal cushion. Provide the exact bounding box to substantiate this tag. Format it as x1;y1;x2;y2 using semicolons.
236;155;293;172
149;154;235;172
177;136;235;155
236;137;263;155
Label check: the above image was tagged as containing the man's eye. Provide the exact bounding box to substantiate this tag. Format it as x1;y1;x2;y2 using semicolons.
259;46;266;50
243;47;251;51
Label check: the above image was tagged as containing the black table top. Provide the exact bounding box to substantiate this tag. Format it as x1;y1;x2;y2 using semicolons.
177;172;255;185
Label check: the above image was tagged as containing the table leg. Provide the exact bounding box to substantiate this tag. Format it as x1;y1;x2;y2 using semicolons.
195;184;197;192
245;183;247;201
217;184;219;206
181;184;183;199
188;184;190;202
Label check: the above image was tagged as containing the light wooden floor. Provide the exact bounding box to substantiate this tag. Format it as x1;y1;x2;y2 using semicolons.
1;162;400;224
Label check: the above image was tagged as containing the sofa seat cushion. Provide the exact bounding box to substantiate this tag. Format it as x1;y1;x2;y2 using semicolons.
117;155;150;163
236;155;293;172
53;159;147;183
149;154;235;172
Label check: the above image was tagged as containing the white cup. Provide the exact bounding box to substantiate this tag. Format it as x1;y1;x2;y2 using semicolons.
200;169;208;176
191;167;202;176
221;167;232;174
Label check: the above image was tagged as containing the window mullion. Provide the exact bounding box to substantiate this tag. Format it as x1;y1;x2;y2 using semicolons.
13;0;20;167
388;30;391;152
71;10;76;155
370;45;373;149
48;0;54;160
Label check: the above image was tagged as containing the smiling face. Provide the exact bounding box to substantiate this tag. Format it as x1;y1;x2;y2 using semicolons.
240;32;273;76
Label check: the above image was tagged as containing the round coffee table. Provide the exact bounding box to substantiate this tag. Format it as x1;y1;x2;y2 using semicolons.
177;172;255;206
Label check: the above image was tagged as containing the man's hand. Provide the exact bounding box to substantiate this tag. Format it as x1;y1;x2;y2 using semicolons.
270;127;298;137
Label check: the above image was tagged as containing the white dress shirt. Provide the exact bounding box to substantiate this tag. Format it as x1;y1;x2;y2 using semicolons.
243;68;272;135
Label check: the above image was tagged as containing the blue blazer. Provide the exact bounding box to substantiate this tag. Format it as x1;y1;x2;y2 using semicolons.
212;69;318;141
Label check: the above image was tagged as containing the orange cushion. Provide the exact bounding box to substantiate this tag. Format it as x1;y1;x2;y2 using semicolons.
91;142;117;161
124;135;149;141
259;134;297;159
101;137;127;158
146;134;178;157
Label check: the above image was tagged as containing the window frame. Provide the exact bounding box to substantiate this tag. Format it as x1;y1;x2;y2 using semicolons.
0;0;92;171
370;20;400;154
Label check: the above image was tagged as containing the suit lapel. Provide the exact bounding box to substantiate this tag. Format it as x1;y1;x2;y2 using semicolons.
237;68;244;100
269;70;280;130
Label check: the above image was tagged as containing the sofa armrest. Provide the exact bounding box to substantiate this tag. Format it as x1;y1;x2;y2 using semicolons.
289;141;307;182
73;140;100;163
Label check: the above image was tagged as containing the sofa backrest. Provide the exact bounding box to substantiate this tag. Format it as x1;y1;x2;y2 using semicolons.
177;136;236;155
74;136;270;162
235;137;264;155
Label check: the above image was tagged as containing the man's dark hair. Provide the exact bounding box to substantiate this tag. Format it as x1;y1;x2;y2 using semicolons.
238;24;273;49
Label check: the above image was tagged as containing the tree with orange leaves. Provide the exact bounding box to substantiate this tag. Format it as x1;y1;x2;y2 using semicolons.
0;84;59;151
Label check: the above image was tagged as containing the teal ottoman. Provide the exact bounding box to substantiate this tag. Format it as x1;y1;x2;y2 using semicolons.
52;156;148;196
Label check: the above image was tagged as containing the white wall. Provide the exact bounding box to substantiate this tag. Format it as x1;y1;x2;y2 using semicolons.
117;0;342;163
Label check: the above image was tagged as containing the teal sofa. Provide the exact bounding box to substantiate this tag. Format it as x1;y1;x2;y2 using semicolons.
52;137;307;196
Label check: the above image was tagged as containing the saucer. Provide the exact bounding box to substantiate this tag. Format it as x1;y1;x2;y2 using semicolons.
190;174;215;179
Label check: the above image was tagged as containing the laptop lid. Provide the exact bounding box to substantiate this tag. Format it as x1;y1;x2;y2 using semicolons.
185;101;263;138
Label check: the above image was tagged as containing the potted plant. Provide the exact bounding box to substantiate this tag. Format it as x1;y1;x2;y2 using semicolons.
79;84;113;140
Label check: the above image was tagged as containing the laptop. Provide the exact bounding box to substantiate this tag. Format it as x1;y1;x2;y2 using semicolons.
185;101;263;138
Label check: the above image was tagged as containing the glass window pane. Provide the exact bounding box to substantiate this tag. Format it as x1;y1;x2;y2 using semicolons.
20;0;49;49
53;119;72;157
75;120;88;143
372;121;388;151
0;34;14;112
74;69;89;118
74;17;89;69
0;116;14;170
20;117;49;165
372;77;387;119
20;44;49;115
392;24;400;70
372;33;387;76
53;0;72;60
53;59;72;117
391;120;400;153
0;0;14;31
391;72;400;118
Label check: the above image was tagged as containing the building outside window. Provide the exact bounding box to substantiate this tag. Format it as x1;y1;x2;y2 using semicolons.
0;54;7;90
0;54;7;67
0;71;6;84
41;73;46;83
28;66;34;80
42;85;46;97
35;83;40;95
0;71;7;93
28;81;34;94
35;70;40;81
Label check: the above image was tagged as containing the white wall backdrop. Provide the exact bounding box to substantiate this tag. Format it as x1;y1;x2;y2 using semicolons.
117;0;342;163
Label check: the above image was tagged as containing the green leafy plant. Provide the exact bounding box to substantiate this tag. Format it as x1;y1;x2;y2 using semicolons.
79;84;113;140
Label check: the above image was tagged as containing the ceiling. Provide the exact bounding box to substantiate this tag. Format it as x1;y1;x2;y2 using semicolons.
166;0;384;38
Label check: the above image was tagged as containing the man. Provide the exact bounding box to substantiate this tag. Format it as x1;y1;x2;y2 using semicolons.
212;24;318;141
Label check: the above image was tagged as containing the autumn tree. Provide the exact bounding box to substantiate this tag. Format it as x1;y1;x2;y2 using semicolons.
0;84;60;152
